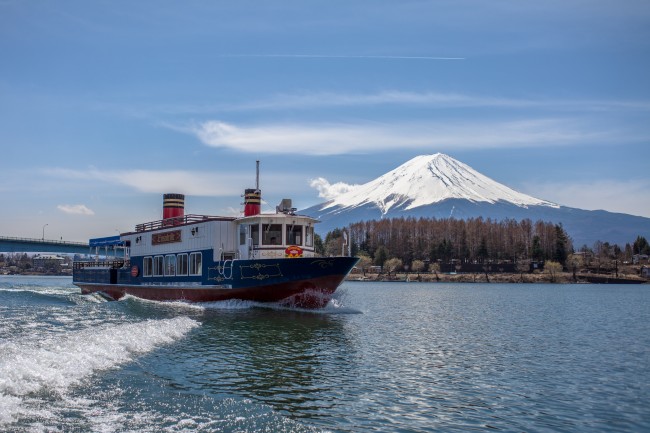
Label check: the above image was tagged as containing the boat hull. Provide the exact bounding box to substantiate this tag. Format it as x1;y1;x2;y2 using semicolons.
74;256;358;308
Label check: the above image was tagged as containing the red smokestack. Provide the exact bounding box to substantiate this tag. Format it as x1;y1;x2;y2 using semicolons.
244;189;261;216
244;161;261;217
163;193;185;220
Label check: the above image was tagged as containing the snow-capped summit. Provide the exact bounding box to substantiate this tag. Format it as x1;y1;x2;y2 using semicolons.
320;153;558;214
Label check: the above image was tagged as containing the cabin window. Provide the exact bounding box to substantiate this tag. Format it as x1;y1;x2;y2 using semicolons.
177;253;188;276
305;226;314;247
153;256;164;276
286;224;303;245
189;252;202;276
262;224;282;245
164;255;176;276
143;257;153;277
250;224;260;246
239;225;247;245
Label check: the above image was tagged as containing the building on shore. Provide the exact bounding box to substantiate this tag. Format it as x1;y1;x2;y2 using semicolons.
33;254;65;271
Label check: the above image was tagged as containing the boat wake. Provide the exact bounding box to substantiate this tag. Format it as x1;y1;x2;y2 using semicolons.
0;316;200;427
118;292;362;314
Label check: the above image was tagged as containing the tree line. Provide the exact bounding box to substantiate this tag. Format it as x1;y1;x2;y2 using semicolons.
319;216;648;272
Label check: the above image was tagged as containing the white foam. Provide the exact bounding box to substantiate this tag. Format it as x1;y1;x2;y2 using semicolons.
121;292;360;314
197;299;258;310
0;286;78;296
0;316;200;426
120;294;258;311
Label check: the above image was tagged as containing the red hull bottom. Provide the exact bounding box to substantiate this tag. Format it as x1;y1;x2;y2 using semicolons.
76;274;345;309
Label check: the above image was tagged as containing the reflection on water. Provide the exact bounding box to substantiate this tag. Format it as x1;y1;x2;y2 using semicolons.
174;309;358;420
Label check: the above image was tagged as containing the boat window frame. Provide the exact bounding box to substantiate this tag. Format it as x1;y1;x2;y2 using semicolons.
143;256;153;277
286;224;303;246
189;252;202;276
239;225;247;245
262;223;283;246
153;255;164;277
164;254;176;276
305;226;314;247
177;253;188;276
250;223;260;246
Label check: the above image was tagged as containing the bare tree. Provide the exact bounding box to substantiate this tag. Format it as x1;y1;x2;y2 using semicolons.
429;262;441;281
545;261;563;283
411;259;425;280
356;254;372;277
384;258;403;276
516;259;531;283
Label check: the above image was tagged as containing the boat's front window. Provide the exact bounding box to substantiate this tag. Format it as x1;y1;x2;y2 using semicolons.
250;224;260;246
239;225;247;245
286;224;303;246
306;226;314;247
262;224;282;245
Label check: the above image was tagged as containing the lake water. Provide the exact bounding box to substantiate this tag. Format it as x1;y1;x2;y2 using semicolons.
1;276;648;432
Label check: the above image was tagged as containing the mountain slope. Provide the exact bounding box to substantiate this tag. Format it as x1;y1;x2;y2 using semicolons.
302;154;650;247
321;153;558;213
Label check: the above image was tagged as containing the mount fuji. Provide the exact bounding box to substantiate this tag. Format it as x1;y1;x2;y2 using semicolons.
302;153;650;247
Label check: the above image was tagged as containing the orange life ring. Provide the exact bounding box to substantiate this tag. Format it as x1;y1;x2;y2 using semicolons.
285;245;303;258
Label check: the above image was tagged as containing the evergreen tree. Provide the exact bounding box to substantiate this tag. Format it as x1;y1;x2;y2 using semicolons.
460;230;469;261
374;245;388;270
436;239;453;263
553;224;569;266
477;237;489;263
531;236;544;261
633;235;650;255
314;234;325;256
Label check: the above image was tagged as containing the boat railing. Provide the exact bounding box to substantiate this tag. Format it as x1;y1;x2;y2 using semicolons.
73;260;129;270
135;214;233;232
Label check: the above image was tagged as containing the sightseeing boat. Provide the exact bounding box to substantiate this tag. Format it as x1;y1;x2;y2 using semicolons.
72;165;358;308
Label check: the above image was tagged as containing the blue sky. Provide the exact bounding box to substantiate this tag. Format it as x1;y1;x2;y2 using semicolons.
1;0;649;242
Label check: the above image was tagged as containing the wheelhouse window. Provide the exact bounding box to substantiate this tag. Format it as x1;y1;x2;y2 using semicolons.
286;224;303;245
143;257;153;277
164;255;176;276
177;253;188;276
262;224;282;245
189;252;202;276
250;224;260;246
153;256;164;276
305;226;314;247
239;225;247;245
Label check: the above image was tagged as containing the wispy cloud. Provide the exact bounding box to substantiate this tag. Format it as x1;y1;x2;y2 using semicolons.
127;90;650;116
309;177;360;200
57;204;95;215
225;91;650;112
46;168;246;196
44;167;302;197
218;54;465;60
187;118;615;155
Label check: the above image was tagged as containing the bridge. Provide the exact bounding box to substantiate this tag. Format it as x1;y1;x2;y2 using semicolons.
0;236;91;255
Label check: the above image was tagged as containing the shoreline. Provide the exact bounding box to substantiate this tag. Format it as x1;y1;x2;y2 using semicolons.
347;272;648;284
2;271;647;285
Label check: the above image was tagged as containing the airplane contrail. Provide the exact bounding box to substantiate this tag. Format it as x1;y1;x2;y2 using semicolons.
219;54;465;60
